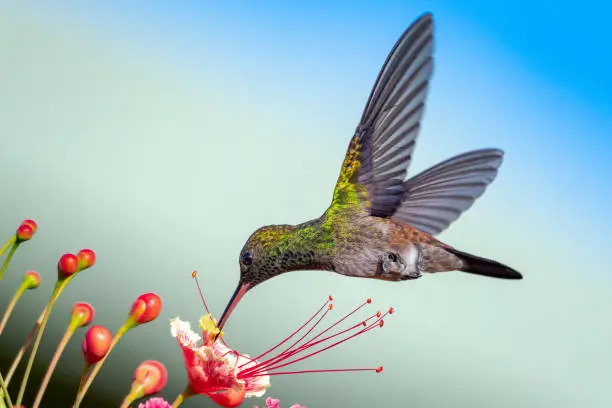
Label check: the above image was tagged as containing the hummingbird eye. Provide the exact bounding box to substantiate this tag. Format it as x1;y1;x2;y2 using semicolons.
241;251;253;266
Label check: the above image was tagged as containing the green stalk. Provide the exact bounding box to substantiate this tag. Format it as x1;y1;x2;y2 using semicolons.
119;382;145;408
0;242;19;281
31;319;80;408
171;386;195;408
15;279;69;407
0;235;15;257
0;372;12;408
0;283;27;336
5;307;46;386
76;363;91;396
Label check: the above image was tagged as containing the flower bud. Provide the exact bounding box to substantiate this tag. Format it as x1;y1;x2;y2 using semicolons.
16;224;34;242
81;325;112;365
58;253;79;278
133;360;167;396
129;293;162;325
23;270;41;289
77;249;96;271
71;302;95;328
21;219;38;233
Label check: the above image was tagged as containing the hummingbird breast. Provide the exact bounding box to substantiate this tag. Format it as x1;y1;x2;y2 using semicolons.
330;215;399;279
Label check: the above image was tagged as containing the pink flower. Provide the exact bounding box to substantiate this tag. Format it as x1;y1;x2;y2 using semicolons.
170;315;268;407
266;397;280;408
173;275;392;408
138;397;171;408
253;397;306;408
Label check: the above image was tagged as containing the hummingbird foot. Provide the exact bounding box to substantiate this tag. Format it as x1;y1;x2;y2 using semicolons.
379;252;405;277
376;248;423;281
376;252;421;281
400;271;422;280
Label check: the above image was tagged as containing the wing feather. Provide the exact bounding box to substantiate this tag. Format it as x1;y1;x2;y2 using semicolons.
333;13;435;217
391;149;504;235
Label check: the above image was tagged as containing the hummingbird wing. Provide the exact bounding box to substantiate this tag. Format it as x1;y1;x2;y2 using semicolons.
333;13;434;217
391;149;504;235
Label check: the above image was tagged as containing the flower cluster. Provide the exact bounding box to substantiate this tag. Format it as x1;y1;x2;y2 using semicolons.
0;219;393;407
0;220;164;408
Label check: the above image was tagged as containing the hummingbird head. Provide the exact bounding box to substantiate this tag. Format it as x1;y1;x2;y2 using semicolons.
216;224;299;332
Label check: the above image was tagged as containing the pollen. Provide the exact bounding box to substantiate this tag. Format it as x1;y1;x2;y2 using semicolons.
199;313;223;341
191;270;197;278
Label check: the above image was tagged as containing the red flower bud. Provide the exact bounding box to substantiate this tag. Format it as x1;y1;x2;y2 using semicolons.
58;253;79;278
21;219;38;232
23;270;41;289
133;360;167;396
129;293;162;324
16;224;34;242
71;302;95;328
81;325;112;365
77;249;96;271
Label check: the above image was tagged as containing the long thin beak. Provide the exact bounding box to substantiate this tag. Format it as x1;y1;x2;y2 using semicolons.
215;282;250;338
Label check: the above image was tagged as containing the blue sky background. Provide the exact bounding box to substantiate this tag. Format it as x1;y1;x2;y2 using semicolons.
0;1;611;407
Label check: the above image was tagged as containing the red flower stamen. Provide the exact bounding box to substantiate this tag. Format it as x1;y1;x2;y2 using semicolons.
243;305;394;379
243;300;376;375
247;296;333;364
192;271;211;314
218;294;390;380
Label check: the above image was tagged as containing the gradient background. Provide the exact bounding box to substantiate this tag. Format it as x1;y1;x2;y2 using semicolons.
1;1;611;407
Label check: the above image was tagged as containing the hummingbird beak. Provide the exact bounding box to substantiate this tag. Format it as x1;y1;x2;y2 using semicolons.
215;282;250;339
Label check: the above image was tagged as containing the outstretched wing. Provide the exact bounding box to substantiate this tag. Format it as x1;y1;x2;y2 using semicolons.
391;149;505;235
332;13;434;216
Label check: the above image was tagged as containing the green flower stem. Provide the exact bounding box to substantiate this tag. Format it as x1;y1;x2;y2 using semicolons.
0;372;12;408
15;278;71;407
73;317;136;408
76;364;91;396
0;242;19;281
0;282;27;337
5;307;46;386
171;386;195;408
119;382;145;408
0;236;15;257
31;319;80;408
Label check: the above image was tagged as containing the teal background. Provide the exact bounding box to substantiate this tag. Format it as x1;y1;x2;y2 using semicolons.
1;1;611;407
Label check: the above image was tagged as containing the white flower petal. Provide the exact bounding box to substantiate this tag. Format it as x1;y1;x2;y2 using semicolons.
170;317;201;347
244;374;270;398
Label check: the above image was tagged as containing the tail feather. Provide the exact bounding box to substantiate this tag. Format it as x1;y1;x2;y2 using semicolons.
445;247;523;280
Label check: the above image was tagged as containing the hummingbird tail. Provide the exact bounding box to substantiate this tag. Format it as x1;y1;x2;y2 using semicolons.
444;247;523;280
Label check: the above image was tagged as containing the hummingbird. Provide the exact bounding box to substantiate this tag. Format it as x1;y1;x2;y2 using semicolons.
216;12;522;333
